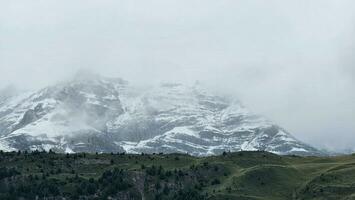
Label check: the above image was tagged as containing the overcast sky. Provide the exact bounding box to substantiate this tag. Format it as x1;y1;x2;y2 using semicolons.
0;0;354;151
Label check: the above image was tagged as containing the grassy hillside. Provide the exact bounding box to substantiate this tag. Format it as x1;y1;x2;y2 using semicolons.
0;150;355;200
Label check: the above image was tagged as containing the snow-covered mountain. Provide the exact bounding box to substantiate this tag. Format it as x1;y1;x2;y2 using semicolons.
0;75;323;156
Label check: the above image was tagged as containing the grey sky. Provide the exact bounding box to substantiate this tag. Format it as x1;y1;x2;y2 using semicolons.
0;0;355;151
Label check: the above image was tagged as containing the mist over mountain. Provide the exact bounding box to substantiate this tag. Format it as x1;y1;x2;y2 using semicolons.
1;0;354;152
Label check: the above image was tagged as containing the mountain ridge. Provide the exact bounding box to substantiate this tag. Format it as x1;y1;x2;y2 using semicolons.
0;75;323;156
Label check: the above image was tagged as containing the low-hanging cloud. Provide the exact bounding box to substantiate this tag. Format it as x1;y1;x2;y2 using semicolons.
0;0;354;151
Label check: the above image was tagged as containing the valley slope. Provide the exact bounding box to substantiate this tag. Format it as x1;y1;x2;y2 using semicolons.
0;151;354;200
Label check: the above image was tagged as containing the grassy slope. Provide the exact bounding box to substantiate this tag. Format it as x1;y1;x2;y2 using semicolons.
1;151;355;199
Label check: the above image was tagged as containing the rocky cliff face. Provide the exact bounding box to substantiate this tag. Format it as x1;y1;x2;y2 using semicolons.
0;76;322;156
